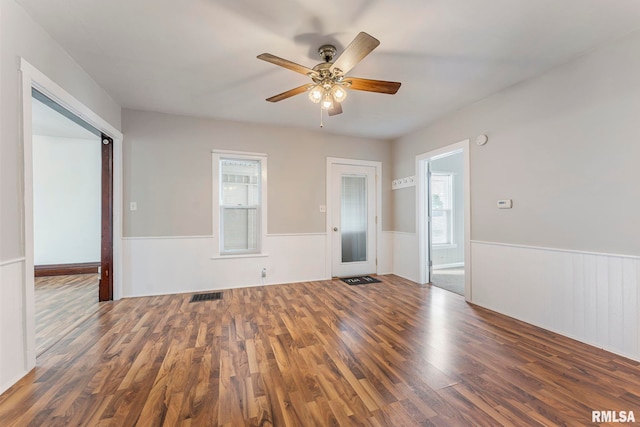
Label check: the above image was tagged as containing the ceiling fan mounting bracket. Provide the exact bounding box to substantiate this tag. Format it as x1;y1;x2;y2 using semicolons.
318;45;337;63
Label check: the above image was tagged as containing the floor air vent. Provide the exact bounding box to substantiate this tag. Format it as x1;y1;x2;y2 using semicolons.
190;292;223;302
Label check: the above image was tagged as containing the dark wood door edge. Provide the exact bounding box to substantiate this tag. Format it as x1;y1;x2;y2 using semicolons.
100;134;114;301
35;262;100;277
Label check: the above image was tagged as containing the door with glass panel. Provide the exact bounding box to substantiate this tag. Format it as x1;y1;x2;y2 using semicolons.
331;164;376;277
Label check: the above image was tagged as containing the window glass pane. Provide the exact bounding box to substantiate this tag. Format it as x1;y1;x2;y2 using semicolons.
431;175;451;209
222;208;258;252
431;174;453;245
221;159;259;206
432;210;450;245
341;175;367;263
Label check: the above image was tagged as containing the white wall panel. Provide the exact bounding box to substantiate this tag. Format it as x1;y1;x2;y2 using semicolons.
392;232;420;283
122;234;329;298
472;241;640;361
0;259;27;394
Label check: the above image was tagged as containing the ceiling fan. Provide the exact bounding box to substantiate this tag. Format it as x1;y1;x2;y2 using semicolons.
257;32;401;119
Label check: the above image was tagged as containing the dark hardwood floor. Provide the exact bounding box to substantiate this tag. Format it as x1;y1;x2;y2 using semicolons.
1;275;639;426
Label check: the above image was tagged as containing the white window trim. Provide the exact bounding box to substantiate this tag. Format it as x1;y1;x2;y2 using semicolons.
212;150;268;257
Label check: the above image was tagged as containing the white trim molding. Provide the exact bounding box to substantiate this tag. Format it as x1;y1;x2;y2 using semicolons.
472;240;640;260
122;235;214;240
0;257;26;267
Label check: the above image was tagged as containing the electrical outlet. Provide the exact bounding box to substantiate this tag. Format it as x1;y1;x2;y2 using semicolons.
261;268;267;278
130;202;137;211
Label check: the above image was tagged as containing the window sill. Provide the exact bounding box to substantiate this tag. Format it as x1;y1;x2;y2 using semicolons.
210;253;269;260
433;244;457;249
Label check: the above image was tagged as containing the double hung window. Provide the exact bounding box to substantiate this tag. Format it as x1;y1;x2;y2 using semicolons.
213;152;266;256
431;173;453;246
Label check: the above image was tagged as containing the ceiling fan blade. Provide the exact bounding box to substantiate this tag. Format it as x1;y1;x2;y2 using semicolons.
328;101;343;116
265;84;314;102
346;77;401;94
330;32;380;75
257;53;317;77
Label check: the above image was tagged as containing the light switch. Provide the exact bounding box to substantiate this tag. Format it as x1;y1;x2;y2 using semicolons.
497;199;513;209
319;205;327;213
130;202;137;211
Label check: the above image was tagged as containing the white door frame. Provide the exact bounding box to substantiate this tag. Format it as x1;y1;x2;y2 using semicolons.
326;157;382;279
416;140;471;300
20;59;124;368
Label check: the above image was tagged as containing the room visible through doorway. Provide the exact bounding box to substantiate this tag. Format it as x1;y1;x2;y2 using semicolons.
31;89;110;355
416;140;471;299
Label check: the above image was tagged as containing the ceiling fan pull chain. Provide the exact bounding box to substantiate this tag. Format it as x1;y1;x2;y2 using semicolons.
320;105;324;128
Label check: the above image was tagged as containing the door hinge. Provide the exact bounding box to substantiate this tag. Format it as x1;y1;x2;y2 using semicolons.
429;260;433;267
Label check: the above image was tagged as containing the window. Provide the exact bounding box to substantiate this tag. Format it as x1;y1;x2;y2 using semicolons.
212;152;267;256
431;173;453;246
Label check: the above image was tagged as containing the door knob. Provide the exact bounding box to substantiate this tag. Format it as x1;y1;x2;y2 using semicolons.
333;227;338;232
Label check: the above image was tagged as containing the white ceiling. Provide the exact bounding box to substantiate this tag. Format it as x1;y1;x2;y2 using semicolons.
16;0;640;139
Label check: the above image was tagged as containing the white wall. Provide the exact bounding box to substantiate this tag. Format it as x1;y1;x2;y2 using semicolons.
391;29;640;361
122;109;393;237
0;0;121;394
33;135;101;265
121;109;392;298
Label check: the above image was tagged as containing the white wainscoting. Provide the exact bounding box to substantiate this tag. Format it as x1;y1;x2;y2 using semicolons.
0;258;28;394
391;232;420;283
379;231;394;275
122;234;328;298
472;241;640;361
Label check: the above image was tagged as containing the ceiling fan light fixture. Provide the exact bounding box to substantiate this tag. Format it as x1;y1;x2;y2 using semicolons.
308;85;324;103
331;85;348;103
321;92;334;110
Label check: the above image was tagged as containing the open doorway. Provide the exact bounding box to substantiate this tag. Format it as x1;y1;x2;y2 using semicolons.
429;153;464;295
417;140;471;300
30;89;113;355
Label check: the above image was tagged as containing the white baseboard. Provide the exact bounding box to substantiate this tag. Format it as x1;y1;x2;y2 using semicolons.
471;240;640;361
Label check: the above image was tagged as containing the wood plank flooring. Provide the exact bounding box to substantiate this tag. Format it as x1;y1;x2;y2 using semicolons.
1;275;639;426
35;274;100;355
